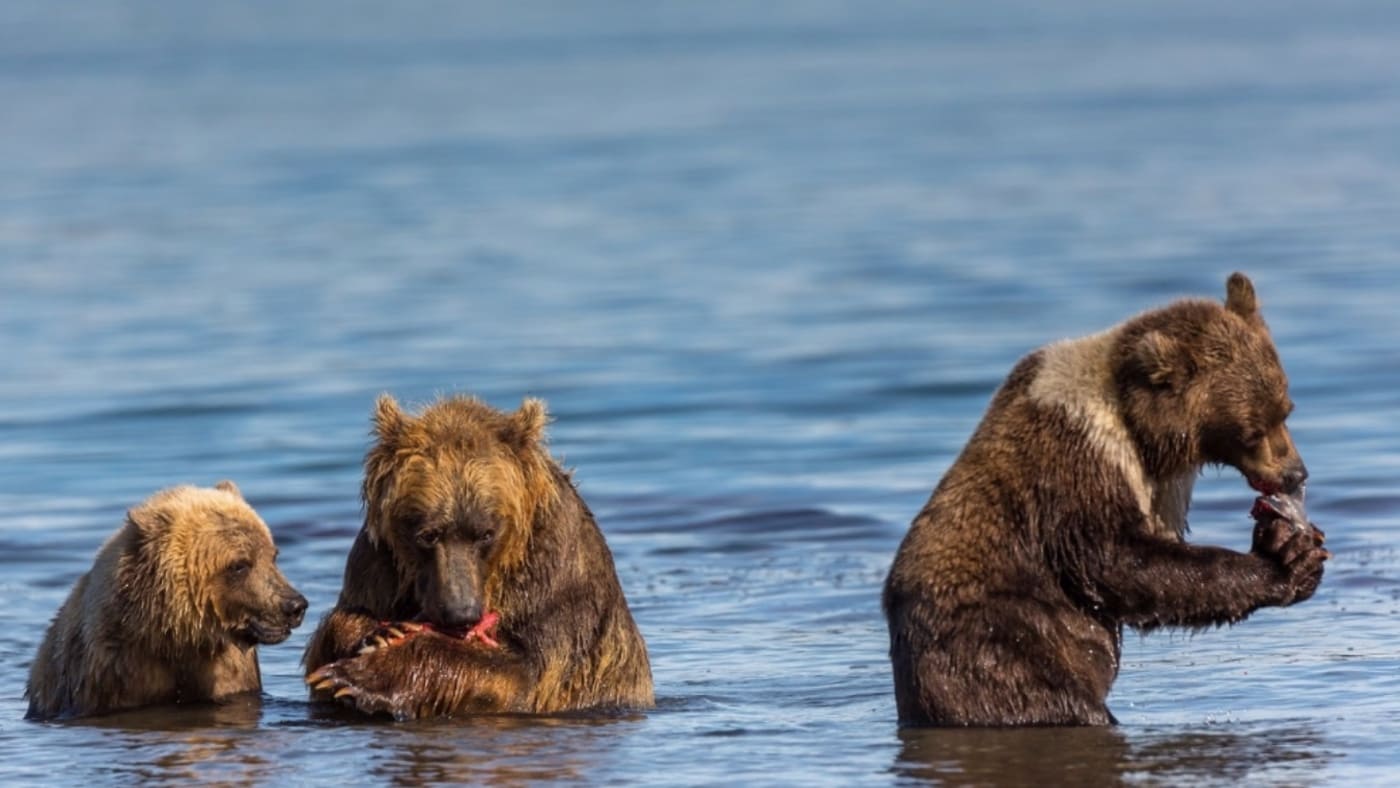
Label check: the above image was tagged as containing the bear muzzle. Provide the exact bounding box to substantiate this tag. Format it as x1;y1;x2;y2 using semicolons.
239;590;308;645
437;599;485;630
1246;459;1308;496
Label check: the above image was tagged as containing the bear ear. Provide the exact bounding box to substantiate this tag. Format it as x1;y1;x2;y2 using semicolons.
126;502;170;539
372;394;409;444
502;397;549;449
1225;272;1259;321
214;479;243;499
1133;330;1187;389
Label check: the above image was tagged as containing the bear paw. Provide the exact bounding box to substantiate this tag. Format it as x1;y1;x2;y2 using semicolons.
307;657;416;719
1251;516;1329;605
355;621;428;655
354;613;501;655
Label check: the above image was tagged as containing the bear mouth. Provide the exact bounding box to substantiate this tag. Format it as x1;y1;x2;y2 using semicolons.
1245;474;1282;496
236;619;294;646
413;610;502;647
1251;486;1308;522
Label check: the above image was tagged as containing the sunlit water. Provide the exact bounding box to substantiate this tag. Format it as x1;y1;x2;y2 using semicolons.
3;1;1399;784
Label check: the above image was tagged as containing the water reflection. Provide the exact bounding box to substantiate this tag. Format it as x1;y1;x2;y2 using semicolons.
362;712;643;785
60;695;276;783
1123;725;1332;784
893;722;1332;786
894;726;1131;786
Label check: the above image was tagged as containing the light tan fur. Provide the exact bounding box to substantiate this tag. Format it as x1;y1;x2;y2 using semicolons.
26;483;305;720
1028;326;1194;540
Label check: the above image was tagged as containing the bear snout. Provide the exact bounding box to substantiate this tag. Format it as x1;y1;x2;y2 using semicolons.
281;592;308;626
1281;461;1308;495
237;586;308;645
1247;459;1308;496
439;599;485;630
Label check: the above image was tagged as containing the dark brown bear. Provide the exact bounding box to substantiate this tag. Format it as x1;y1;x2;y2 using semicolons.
303;394;654;719
26;482;307;720
883;273;1328;727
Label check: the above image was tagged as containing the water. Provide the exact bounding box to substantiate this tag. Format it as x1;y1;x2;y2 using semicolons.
3;1;1400;784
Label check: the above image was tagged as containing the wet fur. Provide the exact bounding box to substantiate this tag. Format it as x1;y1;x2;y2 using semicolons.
25;483;305;720
303;395;654;718
883;274;1326;727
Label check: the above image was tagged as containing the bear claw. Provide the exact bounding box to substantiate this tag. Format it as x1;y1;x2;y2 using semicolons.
355;621;427;655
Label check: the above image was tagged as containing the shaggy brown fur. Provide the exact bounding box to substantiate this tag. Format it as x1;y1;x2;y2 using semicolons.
884;273;1328;727
303;394;654;719
25;482;307;720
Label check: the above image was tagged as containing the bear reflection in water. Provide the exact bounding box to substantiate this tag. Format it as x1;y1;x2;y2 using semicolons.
893;723;1332;785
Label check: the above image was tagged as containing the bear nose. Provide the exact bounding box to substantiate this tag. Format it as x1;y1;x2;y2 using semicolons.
441;600;483;629
1282;462;1309;494
283;593;308;621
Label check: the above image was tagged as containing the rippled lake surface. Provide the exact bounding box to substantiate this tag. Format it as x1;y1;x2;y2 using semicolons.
3;1;1400;784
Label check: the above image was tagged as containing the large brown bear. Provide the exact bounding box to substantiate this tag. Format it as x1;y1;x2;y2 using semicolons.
303;394;654;719
25;482;307;720
884;273;1329;727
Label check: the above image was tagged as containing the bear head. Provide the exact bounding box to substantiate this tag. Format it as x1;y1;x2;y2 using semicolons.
362;394;558;630
126;481;307;650
1117;272;1307;494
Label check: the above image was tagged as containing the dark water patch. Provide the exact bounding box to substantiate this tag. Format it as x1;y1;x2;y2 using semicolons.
25;400;267;428
556;447;675;468
593;502;706;530
271;519;360;543
647;508;885;554
686;507;884;537
0;536;111;566
244;492;353;509
274;457;361;475
261;520;351;548
1318;494;1400;516
25;571;85;590
550;401;727;424
649;540;763;557
870;379;1001;399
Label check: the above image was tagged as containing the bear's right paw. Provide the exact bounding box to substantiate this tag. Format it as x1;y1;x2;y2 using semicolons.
307;655;420;719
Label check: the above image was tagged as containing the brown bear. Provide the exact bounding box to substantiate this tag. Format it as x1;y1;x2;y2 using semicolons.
25;481;307;720
303;394;654;719
883;273;1329;727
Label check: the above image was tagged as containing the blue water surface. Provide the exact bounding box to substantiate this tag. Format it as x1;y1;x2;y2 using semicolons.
2;1;1399;784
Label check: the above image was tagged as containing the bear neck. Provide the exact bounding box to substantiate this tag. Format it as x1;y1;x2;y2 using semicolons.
1027;326;1197;539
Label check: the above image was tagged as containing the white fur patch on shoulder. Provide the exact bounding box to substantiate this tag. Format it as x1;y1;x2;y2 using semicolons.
1027;328;1191;540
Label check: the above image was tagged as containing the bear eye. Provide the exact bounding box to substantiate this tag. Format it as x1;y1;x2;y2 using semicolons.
226;559;252;579
1241;430;1265;449
478;529;496;547
416;530;441;549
